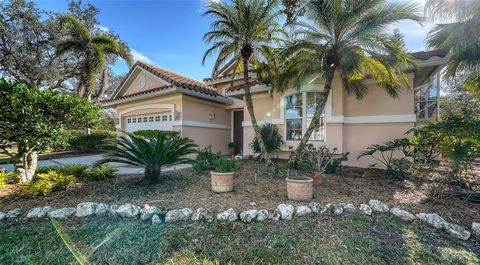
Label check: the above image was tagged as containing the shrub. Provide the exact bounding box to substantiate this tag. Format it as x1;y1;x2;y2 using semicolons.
213;157;237;173
82;164;117;180
96;133;197;184
21;171;75;196
133;130;179;140
291;144;349;174
67;130;116;152
249;123;283;154
358;139;412;179
193;146;222;174
0;171;15;186
36;165;62;174
61;163;88;177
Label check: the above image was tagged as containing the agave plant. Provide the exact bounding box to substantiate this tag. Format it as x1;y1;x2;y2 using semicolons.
96;133;198;184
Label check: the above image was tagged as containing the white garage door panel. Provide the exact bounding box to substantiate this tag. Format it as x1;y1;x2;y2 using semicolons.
125;113;173;132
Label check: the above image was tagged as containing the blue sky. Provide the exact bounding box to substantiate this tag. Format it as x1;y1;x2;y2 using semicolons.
35;0;433;81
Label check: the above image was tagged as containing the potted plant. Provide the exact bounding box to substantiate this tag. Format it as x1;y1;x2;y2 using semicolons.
211;156;237;193
286;174;313;201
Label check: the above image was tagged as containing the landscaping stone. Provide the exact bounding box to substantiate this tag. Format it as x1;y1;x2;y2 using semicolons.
444;223;471;240
216;208;238;222
256;210;268;221
140;206;160;221
192;208;214;223
76;202;97;218
165;208;193;223
0;212;6;221
109;205;118;216
295;206;312;217
48;208;76;219
416;213;447;229
7;208;21;219
472;222;480;236
343;204;356;213
308;202;322;214
26;206;53;219
277;204;294;220
249;202;257;207
268;209;281;222
95;203;109;217
390;208;416;221
369;200;389;213
116;203;140;218
151;214;162;225
359;204;372;216
333;204;344;215
240;209;258;223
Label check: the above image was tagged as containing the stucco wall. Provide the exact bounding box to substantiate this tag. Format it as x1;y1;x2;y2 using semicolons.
122;70;170;97
181;126;231;154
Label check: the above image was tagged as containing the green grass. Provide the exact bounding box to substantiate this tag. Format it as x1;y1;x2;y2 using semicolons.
1;214;478;264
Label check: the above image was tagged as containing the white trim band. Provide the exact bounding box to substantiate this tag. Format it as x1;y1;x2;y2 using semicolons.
173;120;231;130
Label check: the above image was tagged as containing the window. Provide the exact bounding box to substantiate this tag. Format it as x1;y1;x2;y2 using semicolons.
149;116;154;122
137;117;142;123
143;117;148;122
155;116;161;122
162;115;168;121
285;92;326;141
169;114;172;121
415;73;439;121
127;118;132;124
132;118;137;123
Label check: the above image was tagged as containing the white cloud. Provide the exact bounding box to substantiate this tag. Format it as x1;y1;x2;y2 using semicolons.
131;49;153;63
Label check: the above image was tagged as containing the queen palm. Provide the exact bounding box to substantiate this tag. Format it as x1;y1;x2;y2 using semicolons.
425;0;480;96
57;15;133;100
278;0;423;164
202;0;285;164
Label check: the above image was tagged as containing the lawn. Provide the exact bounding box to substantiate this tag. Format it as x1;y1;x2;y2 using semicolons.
1;213;479;264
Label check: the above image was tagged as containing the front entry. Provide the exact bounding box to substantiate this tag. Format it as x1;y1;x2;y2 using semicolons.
233;110;244;154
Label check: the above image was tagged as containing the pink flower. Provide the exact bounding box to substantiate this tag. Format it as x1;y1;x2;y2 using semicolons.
144;203;151;210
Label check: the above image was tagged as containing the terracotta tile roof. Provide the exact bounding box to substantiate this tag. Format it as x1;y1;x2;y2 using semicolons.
410;49;448;60
102;61;226;103
226;80;259;92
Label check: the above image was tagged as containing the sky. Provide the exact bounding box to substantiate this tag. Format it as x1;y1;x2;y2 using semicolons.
34;0;433;81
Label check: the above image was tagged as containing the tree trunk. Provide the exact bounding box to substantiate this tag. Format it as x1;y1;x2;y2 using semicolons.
242;59;272;166
15;152;38;183
77;80;85;98
289;66;336;167
145;166;161;184
95;67;109;101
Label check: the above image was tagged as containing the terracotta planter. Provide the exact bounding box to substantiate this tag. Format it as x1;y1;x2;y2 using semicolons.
286;177;313;201
311;173;324;186
211;171;234;193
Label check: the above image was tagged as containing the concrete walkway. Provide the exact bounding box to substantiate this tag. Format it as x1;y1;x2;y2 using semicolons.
0;154;191;175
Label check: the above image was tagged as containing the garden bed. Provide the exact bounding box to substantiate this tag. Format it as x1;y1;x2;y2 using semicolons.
0;160;479;228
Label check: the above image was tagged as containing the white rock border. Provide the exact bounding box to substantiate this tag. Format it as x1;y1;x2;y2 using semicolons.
0;199;477;241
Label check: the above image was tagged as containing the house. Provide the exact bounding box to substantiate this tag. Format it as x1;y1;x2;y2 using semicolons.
102;50;447;167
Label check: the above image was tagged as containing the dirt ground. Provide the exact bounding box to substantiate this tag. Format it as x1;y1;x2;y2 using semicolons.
1;160;479;228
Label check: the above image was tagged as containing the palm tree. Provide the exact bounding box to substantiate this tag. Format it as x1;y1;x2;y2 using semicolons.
277;0;423;165
96;133;198;184
57;15;133;100
425;0;480;96
202;0;285;165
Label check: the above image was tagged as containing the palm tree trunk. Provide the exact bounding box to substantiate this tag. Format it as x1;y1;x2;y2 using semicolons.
289;66;336;167
242;59;271;164
145;166;161;184
95;67;109;101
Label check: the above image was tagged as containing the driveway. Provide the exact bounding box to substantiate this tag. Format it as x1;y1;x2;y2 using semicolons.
0;154;191;175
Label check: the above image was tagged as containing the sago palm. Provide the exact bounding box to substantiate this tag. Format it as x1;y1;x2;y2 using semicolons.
202;0;285;165
425;0;480;97
96;133;198;184
57;15;133;100
278;0;423;164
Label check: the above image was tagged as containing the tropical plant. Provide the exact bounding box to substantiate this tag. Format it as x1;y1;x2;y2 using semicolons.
96;133;197;184
0;171;15;186
292;144;348;174
0;79;100;183
193;146;222;174
61;163;89;177
425;0;480;97
213;157;237;173
21;171;76;196
82;164;117;180
202;0;285;166
249;123;284;154
277;0;423;165
57;14;133;100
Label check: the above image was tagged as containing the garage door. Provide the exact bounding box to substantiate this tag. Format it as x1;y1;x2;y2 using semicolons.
124;112;173;132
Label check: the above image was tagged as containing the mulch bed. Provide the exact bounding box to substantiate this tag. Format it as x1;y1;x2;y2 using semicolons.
1;160;479;228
